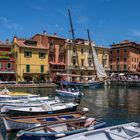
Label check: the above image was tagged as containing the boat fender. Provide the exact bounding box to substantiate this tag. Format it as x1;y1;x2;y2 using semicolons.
82;107;89;112
84;118;96;127
55;133;66;138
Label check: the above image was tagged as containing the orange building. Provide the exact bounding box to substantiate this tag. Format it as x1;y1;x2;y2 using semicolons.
32;32;66;79
110;40;140;74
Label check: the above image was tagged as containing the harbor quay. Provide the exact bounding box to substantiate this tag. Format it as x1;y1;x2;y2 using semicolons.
0;82;56;89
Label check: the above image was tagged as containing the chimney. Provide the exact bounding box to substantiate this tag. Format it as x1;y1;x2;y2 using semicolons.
13;35;17;43
43;30;47;36
122;40;129;43
54;33;57;37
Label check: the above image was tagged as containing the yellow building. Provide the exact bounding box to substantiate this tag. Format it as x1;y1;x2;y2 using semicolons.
66;38;95;81
12;36;49;83
95;46;110;73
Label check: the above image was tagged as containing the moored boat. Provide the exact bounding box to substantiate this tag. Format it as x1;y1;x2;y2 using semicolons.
58;122;140;140
0;96;61;114
16;117;106;140
3;111;87;132
56;82;83;97
2;101;78;116
0;88;39;101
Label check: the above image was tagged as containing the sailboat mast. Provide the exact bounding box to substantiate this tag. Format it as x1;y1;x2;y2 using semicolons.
68;8;81;79
87;29;97;78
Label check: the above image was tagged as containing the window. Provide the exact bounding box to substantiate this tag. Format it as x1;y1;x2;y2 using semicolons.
117;50;119;53
73;59;76;65
81;59;84;66
110;65;112;70
39;52;46;59
117;58;120;62
124;49;127;52
24;51;32;58
117;65;120;71
124;57;127;62
6;63;12;70
110;51;113;54
88;59;92;66
124;64;127;70
26;64;30;72
81;48;84;54
73;48;76;53
89;49;91;55
41;65;44;73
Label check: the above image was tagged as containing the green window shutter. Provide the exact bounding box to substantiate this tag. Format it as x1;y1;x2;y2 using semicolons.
26;65;30;72
0;63;1;69
41;65;44;73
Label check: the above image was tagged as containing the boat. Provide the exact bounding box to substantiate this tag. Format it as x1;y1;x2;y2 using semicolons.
3;111;88;132
16;117;106;140
2;101;78;116
56;81;83;97
0;96;61;114
54;10;107;89
57;122;140;140
0;88;39;101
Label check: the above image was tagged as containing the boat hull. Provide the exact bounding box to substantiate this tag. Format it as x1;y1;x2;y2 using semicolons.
3;118;40;132
5;105;78;116
56;90;80;97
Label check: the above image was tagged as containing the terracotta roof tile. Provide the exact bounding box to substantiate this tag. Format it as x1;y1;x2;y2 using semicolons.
16;39;48;50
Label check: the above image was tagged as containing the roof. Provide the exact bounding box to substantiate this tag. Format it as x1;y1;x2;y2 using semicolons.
111;40;140;47
16;39;48;50
32;33;65;40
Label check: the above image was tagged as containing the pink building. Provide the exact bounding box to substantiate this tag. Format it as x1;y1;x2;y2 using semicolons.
0;40;16;81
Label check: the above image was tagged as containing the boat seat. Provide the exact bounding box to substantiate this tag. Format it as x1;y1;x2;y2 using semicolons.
67;122;81;129
44;126;56;132
48;123;68;132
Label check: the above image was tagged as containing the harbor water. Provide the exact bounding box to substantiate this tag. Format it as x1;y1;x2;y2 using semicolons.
1;85;140;139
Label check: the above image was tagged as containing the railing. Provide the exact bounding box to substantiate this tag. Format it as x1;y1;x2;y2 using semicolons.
68;65;95;70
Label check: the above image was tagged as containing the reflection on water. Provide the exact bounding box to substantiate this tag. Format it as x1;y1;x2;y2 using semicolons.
1;86;140;139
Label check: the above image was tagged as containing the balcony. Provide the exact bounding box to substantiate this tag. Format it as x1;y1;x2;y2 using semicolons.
68;65;95;70
0;69;16;74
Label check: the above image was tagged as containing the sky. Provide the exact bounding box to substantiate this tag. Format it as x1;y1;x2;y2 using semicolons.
0;0;140;47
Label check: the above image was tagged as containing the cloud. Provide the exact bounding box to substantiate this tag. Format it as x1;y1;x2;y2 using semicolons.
131;29;140;37
0;17;23;30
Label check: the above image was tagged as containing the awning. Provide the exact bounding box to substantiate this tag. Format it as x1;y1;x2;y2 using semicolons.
50;62;65;65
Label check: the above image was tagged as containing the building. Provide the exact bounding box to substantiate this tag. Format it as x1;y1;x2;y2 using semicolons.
95;46;110;73
109;40;140;74
32;32;66;80
12;35;49;83
0;40;16;81
65;38;95;81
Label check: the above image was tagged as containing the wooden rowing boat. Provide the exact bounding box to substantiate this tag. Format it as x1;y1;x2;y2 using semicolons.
3;111;87;132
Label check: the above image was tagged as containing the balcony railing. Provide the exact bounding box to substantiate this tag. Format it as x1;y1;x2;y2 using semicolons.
68;65;95;70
